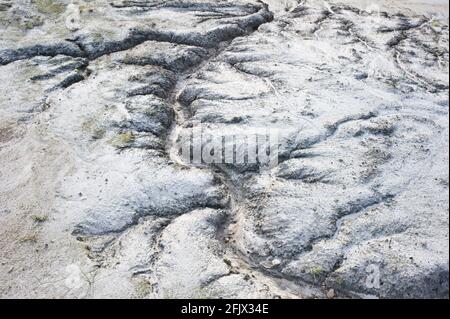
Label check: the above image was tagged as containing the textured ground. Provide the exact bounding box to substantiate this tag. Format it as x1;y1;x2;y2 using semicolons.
0;0;448;299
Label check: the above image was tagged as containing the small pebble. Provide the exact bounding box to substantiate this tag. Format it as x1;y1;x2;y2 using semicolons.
326;289;336;299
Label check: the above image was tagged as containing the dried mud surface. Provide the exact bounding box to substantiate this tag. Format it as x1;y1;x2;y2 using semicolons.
0;0;448;298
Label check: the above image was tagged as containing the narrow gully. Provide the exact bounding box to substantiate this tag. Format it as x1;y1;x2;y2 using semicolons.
160;2;326;296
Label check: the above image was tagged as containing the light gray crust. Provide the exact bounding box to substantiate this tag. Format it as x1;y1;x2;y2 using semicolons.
0;0;448;299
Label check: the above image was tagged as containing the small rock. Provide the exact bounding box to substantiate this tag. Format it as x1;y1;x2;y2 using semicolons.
223;258;233;267
354;72;368;80
271;259;282;267
326;289;336;299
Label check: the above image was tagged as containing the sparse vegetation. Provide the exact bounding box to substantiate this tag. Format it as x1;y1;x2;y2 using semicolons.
82;120;106;140
23;17;44;30
34;0;66;16
431;20;441;28
112;132;135;148
335;276;345;286
19;233;38;243
31;215;48;223
0;0;448;300
92;128;106;140
309;266;324;281
134;279;153;297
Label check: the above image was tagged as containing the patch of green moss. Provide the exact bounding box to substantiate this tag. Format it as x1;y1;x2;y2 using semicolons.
35;0;66;16
22;16;44;30
335;276;345;286
118;132;135;143
92;32;106;43
431;20;441;28
134;279;152;298
309;266;324;281
82;119;106;141
92;128;106;140
111;132;135;148
19;233;38;243
31;215;48;223
25;21;35;29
